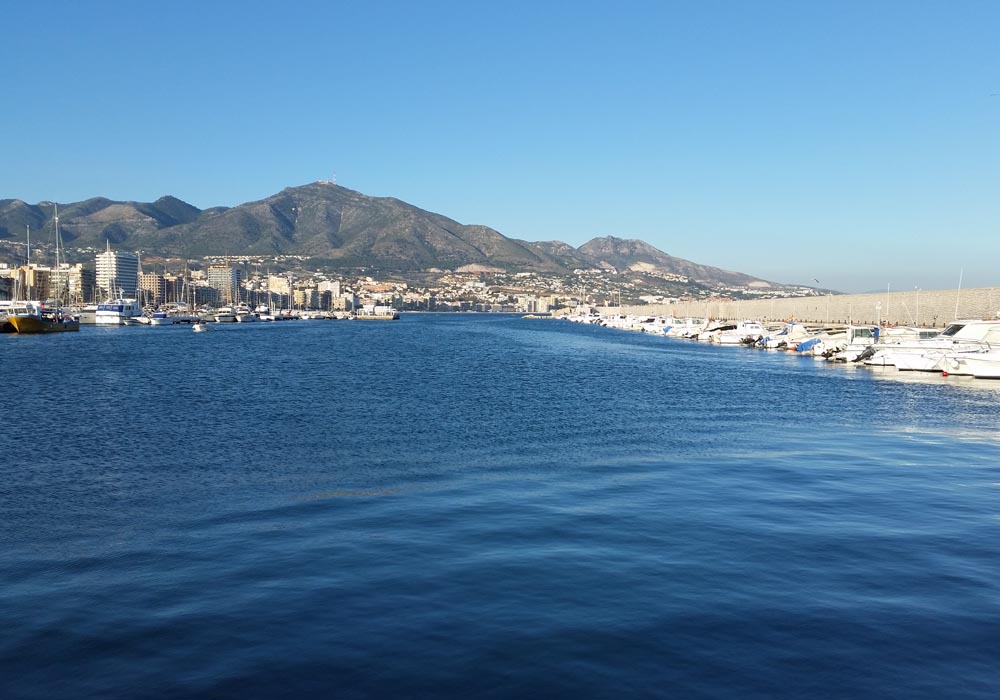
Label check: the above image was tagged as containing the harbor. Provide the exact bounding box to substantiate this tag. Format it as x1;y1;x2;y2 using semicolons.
555;307;1000;381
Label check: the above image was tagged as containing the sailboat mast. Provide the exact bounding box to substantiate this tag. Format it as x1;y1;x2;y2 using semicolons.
54;204;65;304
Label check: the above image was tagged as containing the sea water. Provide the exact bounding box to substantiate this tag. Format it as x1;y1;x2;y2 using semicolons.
2;315;1000;699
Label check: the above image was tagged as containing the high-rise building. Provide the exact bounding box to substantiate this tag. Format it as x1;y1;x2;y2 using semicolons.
95;244;139;298
207;266;243;304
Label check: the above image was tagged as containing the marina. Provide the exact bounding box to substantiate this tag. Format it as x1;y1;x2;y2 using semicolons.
558;310;1000;381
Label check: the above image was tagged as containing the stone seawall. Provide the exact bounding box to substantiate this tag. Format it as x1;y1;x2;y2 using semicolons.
596;286;1000;328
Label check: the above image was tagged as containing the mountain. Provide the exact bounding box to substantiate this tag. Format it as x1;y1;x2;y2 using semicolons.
577;236;764;287
0;182;780;288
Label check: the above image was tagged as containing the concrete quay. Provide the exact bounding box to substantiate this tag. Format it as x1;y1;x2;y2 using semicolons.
598;286;1000;328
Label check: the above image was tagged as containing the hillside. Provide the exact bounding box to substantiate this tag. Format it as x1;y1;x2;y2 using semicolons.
0;182;782;288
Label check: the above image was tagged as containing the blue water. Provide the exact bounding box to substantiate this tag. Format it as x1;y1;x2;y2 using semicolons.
3;315;1000;699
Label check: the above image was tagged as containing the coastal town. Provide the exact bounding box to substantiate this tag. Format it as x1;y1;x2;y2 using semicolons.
0;237;825;318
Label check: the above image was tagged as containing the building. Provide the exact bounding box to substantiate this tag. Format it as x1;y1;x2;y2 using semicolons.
66;264;95;304
318;279;342;297
0;271;12;301
96;245;139;298
139;272;167;305
268;274;291;296
293;287;319;309
207;266;243;303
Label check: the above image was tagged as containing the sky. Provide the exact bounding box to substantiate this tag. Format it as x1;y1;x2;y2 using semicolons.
2;0;997;293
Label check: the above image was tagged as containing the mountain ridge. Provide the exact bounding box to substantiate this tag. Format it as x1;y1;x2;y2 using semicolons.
0;182;782;289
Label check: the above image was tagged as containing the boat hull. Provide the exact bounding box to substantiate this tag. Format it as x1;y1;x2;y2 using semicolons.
7;316;80;333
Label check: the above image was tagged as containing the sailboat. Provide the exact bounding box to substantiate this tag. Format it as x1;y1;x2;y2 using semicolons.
6;206;80;334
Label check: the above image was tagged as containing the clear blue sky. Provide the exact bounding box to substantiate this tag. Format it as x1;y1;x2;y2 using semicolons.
2;1;997;293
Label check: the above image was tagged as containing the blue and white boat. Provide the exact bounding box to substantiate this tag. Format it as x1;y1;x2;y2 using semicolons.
95;298;143;325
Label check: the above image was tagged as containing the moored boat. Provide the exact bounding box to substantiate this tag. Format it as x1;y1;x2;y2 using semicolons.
214;306;237;323
5;301;80;334
148;312;176;326
96;298;143;325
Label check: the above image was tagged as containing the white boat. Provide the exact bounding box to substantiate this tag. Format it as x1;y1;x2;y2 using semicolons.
148;312;176;326
95;298;143;325
757;322;812;349
234;304;258;322
192;320;210;333
353;304;400;320
694;321;737;342
214;306;237;323
865;320;1000;370
715;320;768;345
828;326;879;362
941;349;1000;378
665;317;709;338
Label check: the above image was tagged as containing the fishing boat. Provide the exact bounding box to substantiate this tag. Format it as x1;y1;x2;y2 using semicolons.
4;207;79;333
6;301;80;334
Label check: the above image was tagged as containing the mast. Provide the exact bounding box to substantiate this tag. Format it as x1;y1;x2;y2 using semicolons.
54;204;65;305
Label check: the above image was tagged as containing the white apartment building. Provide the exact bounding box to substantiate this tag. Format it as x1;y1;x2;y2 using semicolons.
95;245;139;298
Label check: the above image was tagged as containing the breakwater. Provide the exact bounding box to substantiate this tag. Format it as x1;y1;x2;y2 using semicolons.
597;285;1000;328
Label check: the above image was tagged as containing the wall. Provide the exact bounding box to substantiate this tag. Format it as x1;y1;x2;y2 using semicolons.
597;286;1000;328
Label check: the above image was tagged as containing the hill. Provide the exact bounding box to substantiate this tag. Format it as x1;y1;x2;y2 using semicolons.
0;182;782;289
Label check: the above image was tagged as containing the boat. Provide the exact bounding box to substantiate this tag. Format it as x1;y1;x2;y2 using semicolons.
941;349;1000;378
95;298;143;325
865;319;1000;370
5;301;80;334
214;306;237;323
827;325;879;362
757;322;813;349
192;319;210;333
148;311;176;326
353;304;400;320
1;300;33;333
234;304;258;322
715;320;768;345
665;317;709;338
3;208;79;333
694;321;737;342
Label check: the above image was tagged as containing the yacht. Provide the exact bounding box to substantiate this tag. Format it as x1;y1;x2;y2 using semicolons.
234;304;258;322
865;320;1000;370
214;306;237;323
95;298;143;325
941;349;1000;378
